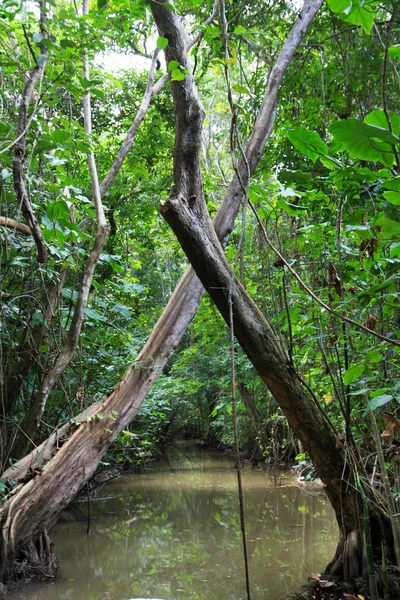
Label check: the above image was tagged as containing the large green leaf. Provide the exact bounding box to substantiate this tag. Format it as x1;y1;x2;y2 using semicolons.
278;170;312;187
326;0;379;33
46;199;71;222
358;274;398;298
383;177;400;191
363;394;393;416
343;362;364;385
389;45;400;59
329;119;398;167
365;110;400;138
383;191;400;206
287;127;328;163
157;36;168;50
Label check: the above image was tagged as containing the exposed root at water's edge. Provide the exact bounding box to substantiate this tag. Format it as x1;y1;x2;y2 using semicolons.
281;564;400;600
1;530;59;598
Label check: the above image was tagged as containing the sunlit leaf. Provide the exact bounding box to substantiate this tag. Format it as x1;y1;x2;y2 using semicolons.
343;362;364;385
383;191;400;206
389;45;400;59
287;127;328;163
157;36;169;50
326;0;379;33
329;119;398;167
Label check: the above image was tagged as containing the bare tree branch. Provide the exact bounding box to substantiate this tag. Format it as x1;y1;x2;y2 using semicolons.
12;2;48;262
189;0;219;47
0;217;31;236
99;2;218;195
99;48;161;196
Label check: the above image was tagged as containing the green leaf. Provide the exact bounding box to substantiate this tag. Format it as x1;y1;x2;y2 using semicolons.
84;308;110;324
343;362;364;385
60;39;76;49
376;217;400;239
365;110;400;138
278;170;312;187
46;200;70;222
32;32;44;45
37;54;47;66
326;0;379;33
390;243;400;258
97;0;107;8
329;119;398;167
157;36;169;50
171;68;185;81
382;177;400;191
388;45;400;59
168;60;179;71
232;84;252;96
363;394;393;416
287;127;328;163
326;0;349;11
358;274;398;298
383;191;400;206
276;199;307;216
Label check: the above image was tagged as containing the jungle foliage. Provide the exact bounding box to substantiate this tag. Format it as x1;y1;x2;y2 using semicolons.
0;0;400;590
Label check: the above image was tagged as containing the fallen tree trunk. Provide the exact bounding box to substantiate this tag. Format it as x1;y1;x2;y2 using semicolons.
0;0;324;585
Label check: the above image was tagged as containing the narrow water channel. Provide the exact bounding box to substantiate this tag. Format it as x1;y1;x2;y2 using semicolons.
9;446;338;600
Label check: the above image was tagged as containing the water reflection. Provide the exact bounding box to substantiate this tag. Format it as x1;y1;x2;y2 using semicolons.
9;447;338;600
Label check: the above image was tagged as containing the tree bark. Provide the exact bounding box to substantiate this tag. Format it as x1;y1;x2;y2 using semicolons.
0;217;31;236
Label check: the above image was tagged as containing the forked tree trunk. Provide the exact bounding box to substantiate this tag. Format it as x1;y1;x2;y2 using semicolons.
0;0;330;587
150;0;395;586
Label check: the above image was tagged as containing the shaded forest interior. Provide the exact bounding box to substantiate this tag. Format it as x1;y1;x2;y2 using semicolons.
1;0;400;599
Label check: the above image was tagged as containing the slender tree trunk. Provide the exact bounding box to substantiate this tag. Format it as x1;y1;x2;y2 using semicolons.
238;383;269;453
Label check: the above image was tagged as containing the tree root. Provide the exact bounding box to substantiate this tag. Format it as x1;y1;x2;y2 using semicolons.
2;530;58;587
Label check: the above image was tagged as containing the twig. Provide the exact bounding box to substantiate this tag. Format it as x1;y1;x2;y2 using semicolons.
98;1;219;196
190;0;219;47
21;24;37;64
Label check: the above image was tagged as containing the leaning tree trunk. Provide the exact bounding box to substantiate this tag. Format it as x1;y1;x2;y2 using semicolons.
0;0;327;587
150;0;394;585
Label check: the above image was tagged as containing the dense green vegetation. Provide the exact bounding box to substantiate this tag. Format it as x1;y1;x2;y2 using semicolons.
1;0;398;468
0;0;400;593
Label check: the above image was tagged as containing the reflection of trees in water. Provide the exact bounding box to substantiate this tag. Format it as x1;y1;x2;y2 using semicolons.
9;461;337;600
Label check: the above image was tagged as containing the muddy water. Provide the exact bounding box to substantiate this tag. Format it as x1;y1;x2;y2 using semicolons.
9;447;338;600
